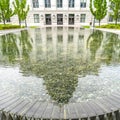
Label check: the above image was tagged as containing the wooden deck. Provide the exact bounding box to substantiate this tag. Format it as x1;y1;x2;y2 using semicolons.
0;90;120;120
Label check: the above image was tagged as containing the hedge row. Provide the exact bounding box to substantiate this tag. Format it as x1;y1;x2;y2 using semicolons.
0;24;24;30
96;24;120;29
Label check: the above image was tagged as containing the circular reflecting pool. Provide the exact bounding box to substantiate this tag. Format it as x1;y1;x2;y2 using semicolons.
0;27;120;104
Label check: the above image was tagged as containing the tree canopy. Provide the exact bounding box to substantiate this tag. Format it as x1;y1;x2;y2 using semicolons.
90;0;107;26
12;0;29;26
0;0;13;24
110;0;120;24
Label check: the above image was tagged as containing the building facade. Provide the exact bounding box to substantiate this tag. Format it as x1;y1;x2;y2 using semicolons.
9;0;119;26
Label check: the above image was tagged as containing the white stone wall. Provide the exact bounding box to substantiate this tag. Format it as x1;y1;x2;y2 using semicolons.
9;0;115;26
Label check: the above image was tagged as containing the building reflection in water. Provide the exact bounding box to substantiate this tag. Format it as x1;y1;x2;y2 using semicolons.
0;27;120;104
21;27;100;104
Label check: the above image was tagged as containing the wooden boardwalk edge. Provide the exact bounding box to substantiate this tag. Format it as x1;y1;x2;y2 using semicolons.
0;91;120;120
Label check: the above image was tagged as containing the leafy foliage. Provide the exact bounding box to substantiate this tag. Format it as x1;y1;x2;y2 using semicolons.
96;24;120;29
0;24;22;30
12;0;29;26
0;0;14;24
90;0;107;26
109;0;120;24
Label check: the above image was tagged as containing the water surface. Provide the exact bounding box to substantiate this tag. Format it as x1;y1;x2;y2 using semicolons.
0;27;120;104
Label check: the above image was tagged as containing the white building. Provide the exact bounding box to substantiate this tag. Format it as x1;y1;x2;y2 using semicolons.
9;0;119;26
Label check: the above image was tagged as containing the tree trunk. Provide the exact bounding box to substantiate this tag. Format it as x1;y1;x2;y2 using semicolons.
115;19;117;25
25;19;27;27
99;20;100;26
93;17;95;28
3;19;6;25
2;13;6;25
19;18;21;27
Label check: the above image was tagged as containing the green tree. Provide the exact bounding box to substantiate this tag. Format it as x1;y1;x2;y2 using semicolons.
21;0;29;27
0;0;13;24
12;0;29;27
21;7;29;27
90;0;107;26
110;0;120;25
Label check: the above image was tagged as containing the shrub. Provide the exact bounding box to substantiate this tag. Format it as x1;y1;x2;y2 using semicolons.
0;24;24;30
83;26;90;28
96;24;120;29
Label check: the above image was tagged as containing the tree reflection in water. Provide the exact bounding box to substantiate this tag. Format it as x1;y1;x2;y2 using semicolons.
101;33;120;64
0;30;33;64
87;30;103;61
0;29;120;104
19;30;33;61
1;33;19;63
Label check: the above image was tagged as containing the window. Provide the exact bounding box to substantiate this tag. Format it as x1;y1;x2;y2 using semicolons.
57;0;62;8
32;0;39;8
34;14;40;23
45;14;52;25
69;0;74;8
80;14;86;23
80;0;86;8
69;14;74;24
45;0;51;8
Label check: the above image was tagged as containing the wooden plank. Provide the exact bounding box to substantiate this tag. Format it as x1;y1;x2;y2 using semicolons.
100;97;118;111
79;102;97;117
87;100;105;116
66;103;79;119
111;94;120;101
0;94;11;102
42;103;54;119
51;105;60;119
60;106;64;119
110;95;120;109
95;98;116;113
0;92;8;97
4;99;26;112
25;101;41;118
9;100;29;114
103;96;120;109
16;102;33;116
34;102;48;118
73;103;88;118
62;104;69;119
113;93;120;98
0;96;16;106
0;97;21;110
0;90;7;94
